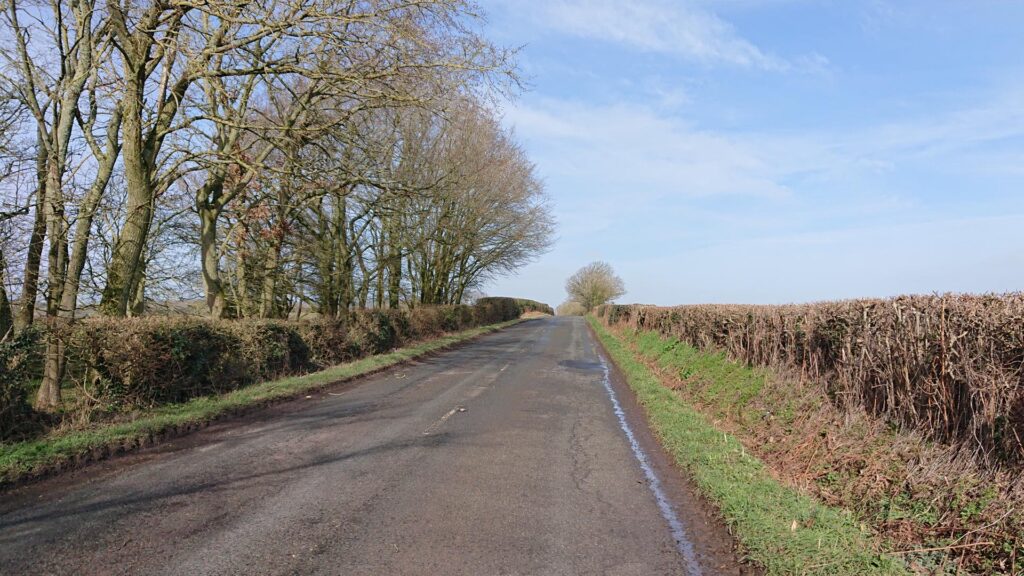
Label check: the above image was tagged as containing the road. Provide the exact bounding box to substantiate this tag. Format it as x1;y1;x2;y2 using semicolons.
0;317;746;575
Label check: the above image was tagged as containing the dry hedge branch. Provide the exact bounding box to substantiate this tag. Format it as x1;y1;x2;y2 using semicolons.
599;293;1024;463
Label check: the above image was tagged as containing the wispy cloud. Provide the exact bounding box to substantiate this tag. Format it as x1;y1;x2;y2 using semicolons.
504;82;1024;244
506;99;799;201
856;87;1024;160
482;1;1024;306
535;0;824;71
503;98;815;249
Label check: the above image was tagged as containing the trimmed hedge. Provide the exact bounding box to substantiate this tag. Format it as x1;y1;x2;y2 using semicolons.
473;297;523;323
596;294;1024;462
1;300;524;432
515;298;555;316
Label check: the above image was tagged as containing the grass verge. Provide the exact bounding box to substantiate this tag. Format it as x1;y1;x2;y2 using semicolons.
0;320;520;488
588;316;908;575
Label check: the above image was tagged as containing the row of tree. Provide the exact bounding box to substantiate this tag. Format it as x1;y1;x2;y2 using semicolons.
0;0;553;408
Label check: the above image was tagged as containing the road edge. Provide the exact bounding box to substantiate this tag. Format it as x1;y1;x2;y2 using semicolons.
587;315;909;576
0;319;526;492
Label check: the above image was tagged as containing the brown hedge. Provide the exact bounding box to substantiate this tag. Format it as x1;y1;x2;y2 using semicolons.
514;298;555;316
597;294;1024;462
473;297;524;323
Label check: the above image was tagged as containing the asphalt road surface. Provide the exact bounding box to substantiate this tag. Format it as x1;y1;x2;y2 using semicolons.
0;317;747;575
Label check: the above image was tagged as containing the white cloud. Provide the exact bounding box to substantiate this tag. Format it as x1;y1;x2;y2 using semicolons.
857;87;1024;160
488;88;1024;306
506;98;802;200
535;0;821;71
506;82;1024;207
501;98;833;266
859;0;898;34
481;0;1024;305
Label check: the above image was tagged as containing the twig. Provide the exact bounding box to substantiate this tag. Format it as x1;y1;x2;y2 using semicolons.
951;507;1014;546
891;541;994;555
0;205;29;222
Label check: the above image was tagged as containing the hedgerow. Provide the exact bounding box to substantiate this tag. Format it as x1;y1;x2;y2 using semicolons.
1;299;530;439
597;294;1024;462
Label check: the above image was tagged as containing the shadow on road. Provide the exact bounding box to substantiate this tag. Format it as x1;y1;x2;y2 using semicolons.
0;432;455;535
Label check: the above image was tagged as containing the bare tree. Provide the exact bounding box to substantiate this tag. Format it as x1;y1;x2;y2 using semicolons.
179;0;514;318
565;262;626;312
394;101;553;306
0;0;548;409
0;81;27;336
2;0;111;407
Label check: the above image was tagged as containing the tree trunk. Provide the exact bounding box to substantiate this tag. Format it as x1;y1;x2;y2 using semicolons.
335;194;353;314
375;260;384;309
0;249;12;338
37;156;71;411
37;85;86;409
355;247;370;309
387;243;402;309
129;270;146;317
314;197;337;316
38;161;68;409
43;173;69;315
37;111;121;410
259;239;281;318
15;146;47;329
39;318;73;409
234;241;251;318
36;326;65;409
100;186;152;315
57;131;119;321
35;351;62;408
99;66;154;317
198;191;226;318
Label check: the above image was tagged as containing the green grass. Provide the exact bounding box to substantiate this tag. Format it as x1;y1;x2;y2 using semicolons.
0;320;520;486
588;316;908;576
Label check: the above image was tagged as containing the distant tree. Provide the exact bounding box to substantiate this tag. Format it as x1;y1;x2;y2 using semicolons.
565;262;625;312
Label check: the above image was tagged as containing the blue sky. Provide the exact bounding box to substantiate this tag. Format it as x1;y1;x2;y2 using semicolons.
480;0;1024;307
